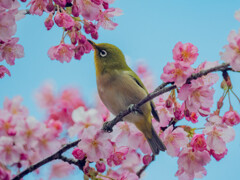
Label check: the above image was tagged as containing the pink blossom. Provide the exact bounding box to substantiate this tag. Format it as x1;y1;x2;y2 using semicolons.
106;169;139;180
190;134;207;152
48;43;75;63
121;149;141;171
156;107;173;127
0;65;10;78
35;82;56;108
72;147;85;160
0;166;11;180
172;42;199;65
0;111;17;136
160;125;189;157
0;37;24;65
0;10;17;42
222;109;240;126
77;0;101;21
49;162;75;179
143;154;152;165
54;12;75;29
203;116;235;154
185;112;198;123
0;136;23;165
46;119;63;136
234;9;240;22
107;146;129;166
78;130;113;162
176;147;211;180
74;35;93;60
209;149;228;161
95;161;106;173
97;8;122;30
220;30;240;71
27;0;48;16
160;61;194;87
68;107;102;137
37;127;61;158
178;78;215;115
0;0;14;9
3;96;28;117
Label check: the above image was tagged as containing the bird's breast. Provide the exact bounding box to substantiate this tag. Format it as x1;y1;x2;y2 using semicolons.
96;71;150;123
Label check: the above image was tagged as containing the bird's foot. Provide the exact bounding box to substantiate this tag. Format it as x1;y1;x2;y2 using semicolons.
102;121;113;133
128;104;143;114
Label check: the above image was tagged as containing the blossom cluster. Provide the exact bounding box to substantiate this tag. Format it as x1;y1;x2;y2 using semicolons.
0;0;25;78
0;96;63;179
26;0;122;63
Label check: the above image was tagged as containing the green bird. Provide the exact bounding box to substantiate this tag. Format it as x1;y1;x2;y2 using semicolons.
88;40;166;154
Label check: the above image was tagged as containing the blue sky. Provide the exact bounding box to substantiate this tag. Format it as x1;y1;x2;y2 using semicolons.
1;0;240;179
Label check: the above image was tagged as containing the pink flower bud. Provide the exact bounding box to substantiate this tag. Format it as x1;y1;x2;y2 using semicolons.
72;148;85;160
217;96;224;109
84;22;96;34
143;155;152;165
91;31;99;40
174;107;184;120
95;161;106;173
103;1;109;9
74;22;82;31
190;134;207;151
7;128;16;136
44;15;54;31
78;35;87;44
184;109;190;117
72;4;80;17
46;0;55;12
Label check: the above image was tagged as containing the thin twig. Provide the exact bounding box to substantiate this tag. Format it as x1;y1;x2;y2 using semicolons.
12;139;81;180
102;63;231;132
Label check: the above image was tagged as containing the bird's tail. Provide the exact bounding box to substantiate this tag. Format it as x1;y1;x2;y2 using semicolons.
146;127;166;155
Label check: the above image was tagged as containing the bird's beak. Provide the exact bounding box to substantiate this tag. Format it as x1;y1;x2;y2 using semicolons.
88;39;97;50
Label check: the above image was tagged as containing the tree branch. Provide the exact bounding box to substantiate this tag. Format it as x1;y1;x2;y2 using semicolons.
12;139;81;180
102;63;232;132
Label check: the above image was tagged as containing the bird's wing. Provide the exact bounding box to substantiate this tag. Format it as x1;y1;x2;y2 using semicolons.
126;70;160;122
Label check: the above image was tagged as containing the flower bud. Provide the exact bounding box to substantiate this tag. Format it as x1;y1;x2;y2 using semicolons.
143;155;152;165
72;148;85;160
95;161;106;173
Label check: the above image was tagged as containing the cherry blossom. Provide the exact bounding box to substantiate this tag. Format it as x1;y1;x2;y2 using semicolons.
72;147;86;160
220;30;240;71
161;61;194;87
160;125;189;157
97;8;123;30
176;147;211;180
78;129;113;162
222;109;240;126
27;0;48;16
48;42;75;63
0;37;24;65
54;12;75;29
172;42;199;65
190;134;207;152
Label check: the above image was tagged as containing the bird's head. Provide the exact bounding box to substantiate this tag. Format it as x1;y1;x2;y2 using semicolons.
88;40;129;75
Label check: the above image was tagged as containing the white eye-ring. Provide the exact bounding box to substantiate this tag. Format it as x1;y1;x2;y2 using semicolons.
100;50;107;57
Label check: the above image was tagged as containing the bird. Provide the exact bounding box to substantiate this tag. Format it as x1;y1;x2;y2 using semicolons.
88;40;166;154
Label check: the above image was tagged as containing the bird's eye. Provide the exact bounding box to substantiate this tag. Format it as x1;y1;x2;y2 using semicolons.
100;50;107;57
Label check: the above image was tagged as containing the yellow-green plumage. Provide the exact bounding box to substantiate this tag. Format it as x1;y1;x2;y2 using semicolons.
89;41;166;154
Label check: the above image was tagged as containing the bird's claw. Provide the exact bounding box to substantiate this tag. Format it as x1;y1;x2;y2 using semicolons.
128;104;143;114
102;121;113;133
